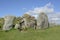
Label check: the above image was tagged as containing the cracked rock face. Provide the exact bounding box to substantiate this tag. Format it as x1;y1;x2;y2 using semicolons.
22;17;37;29
3;16;15;31
37;13;49;29
14;23;20;29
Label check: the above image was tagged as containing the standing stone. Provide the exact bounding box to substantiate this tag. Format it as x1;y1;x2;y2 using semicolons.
37;13;49;29
3;16;15;31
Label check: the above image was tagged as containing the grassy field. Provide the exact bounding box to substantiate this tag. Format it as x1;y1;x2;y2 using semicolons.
0;26;60;40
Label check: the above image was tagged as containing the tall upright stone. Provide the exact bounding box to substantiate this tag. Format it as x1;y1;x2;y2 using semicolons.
37;13;49;29
3;16;15;31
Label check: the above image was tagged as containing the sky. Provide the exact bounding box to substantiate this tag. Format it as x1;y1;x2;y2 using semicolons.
0;0;60;24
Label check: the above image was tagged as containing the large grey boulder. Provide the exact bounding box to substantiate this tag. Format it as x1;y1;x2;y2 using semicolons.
3;16;15;31
37;13;49;29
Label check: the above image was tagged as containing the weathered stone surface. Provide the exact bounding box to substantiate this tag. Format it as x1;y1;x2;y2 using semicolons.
14;24;20;29
22;14;31;29
16;14;37;30
3;16;15;30
37;13;49;29
22;16;37;29
27;19;37;29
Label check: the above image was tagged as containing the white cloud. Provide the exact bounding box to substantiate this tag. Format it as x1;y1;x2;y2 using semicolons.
49;12;60;24
22;8;27;10
26;2;54;14
51;18;60;20
25;2;54;19
49;12;60;20
25;2;60;24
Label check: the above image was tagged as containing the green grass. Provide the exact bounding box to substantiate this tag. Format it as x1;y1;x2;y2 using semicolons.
0;26;60;40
